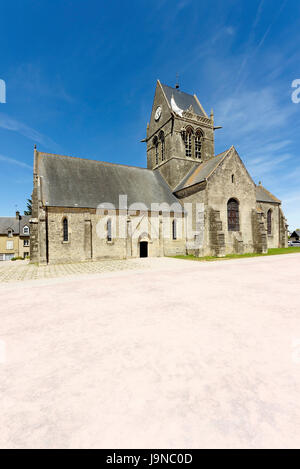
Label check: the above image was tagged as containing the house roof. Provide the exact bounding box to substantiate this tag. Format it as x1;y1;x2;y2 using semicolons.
0;216;30;235
161;84;206;117
37;152;183;212
174;149;231;193
291;230;300;238
255;184;281;204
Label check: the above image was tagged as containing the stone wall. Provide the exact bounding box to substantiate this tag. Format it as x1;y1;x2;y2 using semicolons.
42;208;186;264
258;202;281;249
209;209;226;257
147;81;214;190
178;186;207;257
252;210;268;254
279;207;288;248
206;149;257;255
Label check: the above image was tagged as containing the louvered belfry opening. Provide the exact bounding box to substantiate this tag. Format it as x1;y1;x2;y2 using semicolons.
184;128;192;157
195;130;202;159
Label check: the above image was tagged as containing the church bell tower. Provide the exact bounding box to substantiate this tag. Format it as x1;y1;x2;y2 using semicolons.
145;80;215;190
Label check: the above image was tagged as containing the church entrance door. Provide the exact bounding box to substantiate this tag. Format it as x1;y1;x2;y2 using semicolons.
139;241;148;258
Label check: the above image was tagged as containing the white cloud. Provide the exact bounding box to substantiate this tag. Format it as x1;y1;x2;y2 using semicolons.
281;190;300;230
214;84;297;226
235;0;288;91
0;112;59;149
0;154;32;170
12;63;74;104
248;153;292;178
225;26;235;36
216;88;294;136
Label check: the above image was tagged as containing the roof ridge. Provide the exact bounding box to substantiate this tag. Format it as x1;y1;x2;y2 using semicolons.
214;147;232;158
173;147;234;193
256;183;281;203
161;83;195;98
205;148;232;180
173;163;199;192
37;151;152;172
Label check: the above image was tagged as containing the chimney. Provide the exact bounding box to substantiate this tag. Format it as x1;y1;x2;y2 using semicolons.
16;211;20;219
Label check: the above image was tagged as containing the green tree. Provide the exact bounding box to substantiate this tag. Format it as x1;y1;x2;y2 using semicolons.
24;198;32;216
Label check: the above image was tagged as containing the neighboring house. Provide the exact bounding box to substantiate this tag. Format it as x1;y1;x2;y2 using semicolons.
30;80;288;265
290;230;300;241
0;212;31;261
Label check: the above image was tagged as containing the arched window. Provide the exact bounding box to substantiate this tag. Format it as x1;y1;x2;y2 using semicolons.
195;130;202;159
267;209;272;235
231;174;234;183
159;131;165;161
227;199;239;231
107;219;112;242
153;136;159;165
63;218;68;242
184;128;192;157
172;219;177;240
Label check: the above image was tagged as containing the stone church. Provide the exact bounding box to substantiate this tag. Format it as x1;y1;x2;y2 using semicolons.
30;80;288;264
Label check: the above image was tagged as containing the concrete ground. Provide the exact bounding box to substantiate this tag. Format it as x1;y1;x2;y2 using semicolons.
1;254;300;449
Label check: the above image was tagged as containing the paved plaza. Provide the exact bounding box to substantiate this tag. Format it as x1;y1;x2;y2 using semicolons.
1;254;300;449
0;258;152;283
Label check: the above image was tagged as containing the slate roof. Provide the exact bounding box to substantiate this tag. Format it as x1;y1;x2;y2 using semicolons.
37;152;183;212
291;230;300;239
255;184;281;204
161;84;205;116
174;149;231;193
0;216;31;235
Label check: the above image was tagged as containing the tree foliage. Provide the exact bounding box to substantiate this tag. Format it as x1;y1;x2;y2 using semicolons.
24;198;32;216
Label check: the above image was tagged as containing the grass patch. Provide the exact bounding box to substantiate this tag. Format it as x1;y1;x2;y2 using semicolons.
173;247;300;262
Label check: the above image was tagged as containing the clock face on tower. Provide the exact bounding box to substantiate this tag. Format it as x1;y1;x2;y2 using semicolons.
155;106;162;121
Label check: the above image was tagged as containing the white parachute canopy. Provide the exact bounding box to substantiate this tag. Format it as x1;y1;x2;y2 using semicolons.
170;94;184;117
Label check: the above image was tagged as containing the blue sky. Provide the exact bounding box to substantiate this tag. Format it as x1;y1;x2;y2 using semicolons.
0;0;299;229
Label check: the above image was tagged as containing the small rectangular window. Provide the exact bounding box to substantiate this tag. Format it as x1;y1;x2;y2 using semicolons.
267;210;272;235
172;219;177;240
6;241;13;250
24;239;29;247
107;220;112;242
63;218;69;242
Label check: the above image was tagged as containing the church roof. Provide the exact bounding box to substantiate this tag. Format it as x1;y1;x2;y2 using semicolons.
174;149;230;193
255;184;281;204
37;152;183;212
0;216;30;235
161;84;206;117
